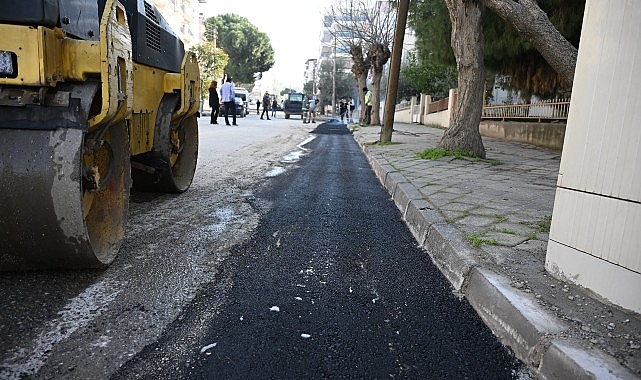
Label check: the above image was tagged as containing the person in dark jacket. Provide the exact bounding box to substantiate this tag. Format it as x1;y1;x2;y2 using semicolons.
208;80;220;124
260;91;271;120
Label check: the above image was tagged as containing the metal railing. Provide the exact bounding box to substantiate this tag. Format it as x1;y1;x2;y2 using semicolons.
481;98;571;120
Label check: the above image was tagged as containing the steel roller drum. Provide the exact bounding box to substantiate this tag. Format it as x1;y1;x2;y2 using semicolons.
0;126;130;270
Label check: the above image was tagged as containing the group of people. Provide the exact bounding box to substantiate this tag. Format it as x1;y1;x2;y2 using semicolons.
208;78;280;125
256;94;278;119
208;78;374;126
339;97;356;123
207;77;237;126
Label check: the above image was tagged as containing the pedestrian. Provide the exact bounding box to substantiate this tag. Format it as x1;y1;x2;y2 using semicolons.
208;80;219;124
348;97;355;123
271;98;278;118
220;76;237;126
305;98;319;123
256;99;261;115
260;91;271;120
339;99;348;122
363;87;372;125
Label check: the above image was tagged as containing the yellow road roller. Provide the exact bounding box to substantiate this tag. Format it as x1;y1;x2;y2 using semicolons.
0;0;200;270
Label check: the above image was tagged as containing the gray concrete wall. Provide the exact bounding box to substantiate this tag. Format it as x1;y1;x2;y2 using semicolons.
479;121;566;151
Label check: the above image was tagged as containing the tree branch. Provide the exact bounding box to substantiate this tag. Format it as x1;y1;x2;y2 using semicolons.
482;0;577;86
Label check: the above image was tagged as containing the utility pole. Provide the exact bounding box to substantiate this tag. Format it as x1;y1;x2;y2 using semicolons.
332;36;336;117
381;0;409;142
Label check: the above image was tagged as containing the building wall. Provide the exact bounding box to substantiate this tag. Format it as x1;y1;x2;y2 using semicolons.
151;0;201;48
545;0;641;313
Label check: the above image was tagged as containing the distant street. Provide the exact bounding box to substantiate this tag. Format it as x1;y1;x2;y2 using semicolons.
113;120;524;379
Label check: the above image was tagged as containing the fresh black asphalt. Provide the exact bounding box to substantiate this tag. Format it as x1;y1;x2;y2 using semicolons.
113;120;523;379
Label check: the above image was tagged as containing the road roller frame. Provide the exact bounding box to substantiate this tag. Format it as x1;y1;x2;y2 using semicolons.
0;0;200;270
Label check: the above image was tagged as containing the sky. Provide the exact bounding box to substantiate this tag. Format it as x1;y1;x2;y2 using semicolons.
200;0;335;93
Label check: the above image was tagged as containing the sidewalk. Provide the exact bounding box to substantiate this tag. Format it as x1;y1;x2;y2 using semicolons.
351;123;640;379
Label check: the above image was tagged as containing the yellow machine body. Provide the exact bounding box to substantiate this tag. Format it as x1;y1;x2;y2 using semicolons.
0;0;200;270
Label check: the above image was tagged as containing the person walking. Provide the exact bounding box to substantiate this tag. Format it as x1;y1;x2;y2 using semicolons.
363;87;372;125
208;80;219;124
348;96;355;123
220;76;237;126
256;99;261;115
260;91;271;120
339;99;348;122
271;98;278;118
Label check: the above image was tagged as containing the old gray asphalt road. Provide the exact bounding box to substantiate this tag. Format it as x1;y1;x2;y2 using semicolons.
113;120;525;379
0;116;313;379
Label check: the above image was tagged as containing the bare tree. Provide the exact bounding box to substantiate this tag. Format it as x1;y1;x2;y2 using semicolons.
327;0;396;125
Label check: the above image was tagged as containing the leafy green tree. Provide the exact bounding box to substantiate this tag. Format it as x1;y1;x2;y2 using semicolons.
317;59;353;114
400;52;457;100
206;14;275;85
280;88;297;97
303;81;314;96
188;42;228;85
189;42;228;111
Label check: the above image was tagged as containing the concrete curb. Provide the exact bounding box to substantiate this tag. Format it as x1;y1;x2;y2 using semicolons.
353;134;638;379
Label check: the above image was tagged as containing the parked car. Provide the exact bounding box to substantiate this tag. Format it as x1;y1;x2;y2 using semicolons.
220;97;246;117
235;87;250;116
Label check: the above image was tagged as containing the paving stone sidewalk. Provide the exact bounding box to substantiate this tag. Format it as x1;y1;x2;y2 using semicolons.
351;123;640;379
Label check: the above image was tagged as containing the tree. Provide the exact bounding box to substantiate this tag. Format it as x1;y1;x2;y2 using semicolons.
483;0;580;89
189;42;228;113
409;0;584;97
400;52;457;100
440;0;583;157
206;14;274;85
189;42;228;85
317;58;353;114
327;0;396;125
440;0;487;158
280;88;297;97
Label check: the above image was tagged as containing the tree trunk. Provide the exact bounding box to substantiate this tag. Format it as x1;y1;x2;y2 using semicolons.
368;43;391;126
439;0;486;158
482;0;577;87
350;44;370;123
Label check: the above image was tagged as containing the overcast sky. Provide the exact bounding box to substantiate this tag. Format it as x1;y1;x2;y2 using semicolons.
200;0;335;91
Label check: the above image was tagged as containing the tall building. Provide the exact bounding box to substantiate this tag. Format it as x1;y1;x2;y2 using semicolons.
151;0;202;48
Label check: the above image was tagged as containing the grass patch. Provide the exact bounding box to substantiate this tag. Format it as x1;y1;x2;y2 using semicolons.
495;215;508;223
467;232;500;248
536;215;552;233
415;147;502;165
496;227;517;235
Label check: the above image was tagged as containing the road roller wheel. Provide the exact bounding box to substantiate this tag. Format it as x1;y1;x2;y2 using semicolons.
132;95;198;193
0;122;131;270
81;123;131;265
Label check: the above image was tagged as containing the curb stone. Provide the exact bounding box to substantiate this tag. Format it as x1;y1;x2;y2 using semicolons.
352;131;638;379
